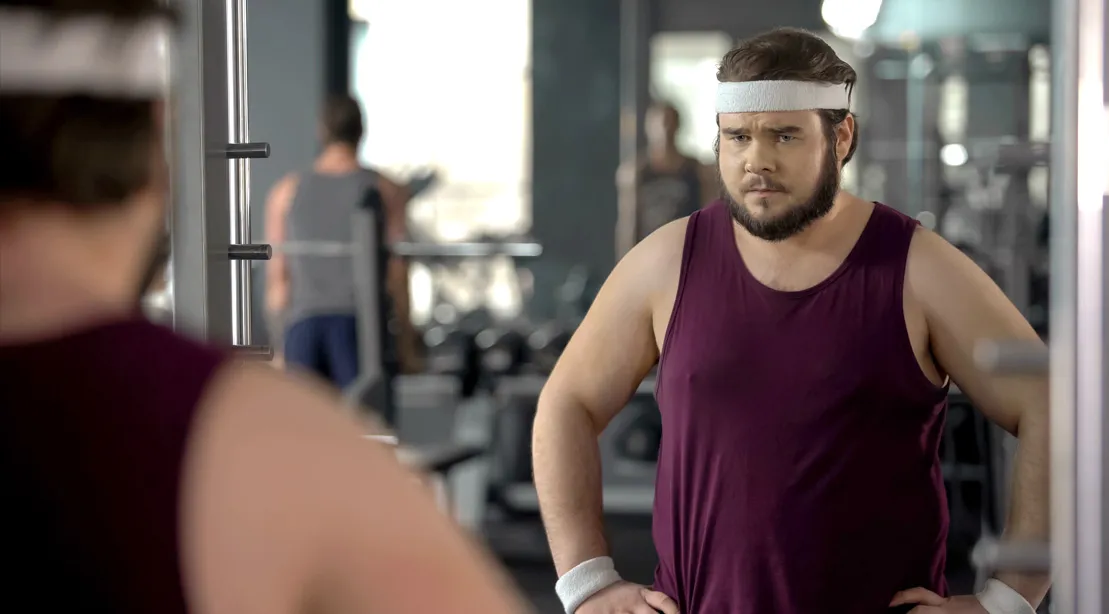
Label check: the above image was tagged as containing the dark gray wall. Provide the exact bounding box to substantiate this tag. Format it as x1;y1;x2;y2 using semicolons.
656;0;824;36
248;0;325;343
529;0;622;319
869;0;1050;43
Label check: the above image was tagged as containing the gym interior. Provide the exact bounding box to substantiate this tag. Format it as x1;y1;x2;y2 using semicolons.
131;0;1105;612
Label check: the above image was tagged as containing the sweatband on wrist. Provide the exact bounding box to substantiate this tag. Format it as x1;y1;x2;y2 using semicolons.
976;579;1037;614
555;556;622;614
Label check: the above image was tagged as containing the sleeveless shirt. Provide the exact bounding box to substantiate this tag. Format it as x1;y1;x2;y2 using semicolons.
285;169;380;325
0;318;226;613
637;158;703;241
652;201;950;613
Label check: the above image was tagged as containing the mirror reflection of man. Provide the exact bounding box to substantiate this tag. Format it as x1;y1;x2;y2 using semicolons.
616;101;716;258
265;95;433;384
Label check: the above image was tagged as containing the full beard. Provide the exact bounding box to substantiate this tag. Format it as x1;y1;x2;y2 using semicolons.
720;146;841;242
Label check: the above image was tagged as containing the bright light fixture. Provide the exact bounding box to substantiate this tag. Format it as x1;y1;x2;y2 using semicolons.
821;0;884;41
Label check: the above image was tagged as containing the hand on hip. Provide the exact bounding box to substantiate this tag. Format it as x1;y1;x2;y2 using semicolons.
576;581;680;614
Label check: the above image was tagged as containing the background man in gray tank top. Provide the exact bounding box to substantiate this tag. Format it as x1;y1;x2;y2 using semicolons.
265;95;434;388
615;101;715;258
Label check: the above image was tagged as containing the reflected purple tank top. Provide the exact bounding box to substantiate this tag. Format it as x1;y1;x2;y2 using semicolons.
651;201;950;613
0;319;226;613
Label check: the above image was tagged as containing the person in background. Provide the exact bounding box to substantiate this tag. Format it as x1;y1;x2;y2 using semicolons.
0;2;529;613
616;101;716;258
265;94;435;388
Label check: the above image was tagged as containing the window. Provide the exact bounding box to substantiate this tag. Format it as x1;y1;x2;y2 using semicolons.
349;0;532;322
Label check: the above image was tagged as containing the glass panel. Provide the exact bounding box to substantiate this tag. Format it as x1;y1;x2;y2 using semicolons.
826;0;1062;602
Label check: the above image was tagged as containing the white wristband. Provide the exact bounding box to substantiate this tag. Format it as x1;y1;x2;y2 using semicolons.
555;556;623;614
976;579;1037;614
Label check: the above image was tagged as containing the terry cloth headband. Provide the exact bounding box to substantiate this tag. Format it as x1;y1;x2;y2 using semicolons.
716;80;851;113
0;7;170;97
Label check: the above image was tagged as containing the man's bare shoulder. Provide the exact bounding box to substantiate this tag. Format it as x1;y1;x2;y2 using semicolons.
904;225;976;298
183;362;530;614
619;217;688;292
189;361;387;475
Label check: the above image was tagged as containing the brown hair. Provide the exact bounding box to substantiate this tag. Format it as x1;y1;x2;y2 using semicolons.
322;94;364;146
717;28;859;164
0;0;177;209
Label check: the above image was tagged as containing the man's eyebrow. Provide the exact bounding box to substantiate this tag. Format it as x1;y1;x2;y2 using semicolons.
720;125;803;135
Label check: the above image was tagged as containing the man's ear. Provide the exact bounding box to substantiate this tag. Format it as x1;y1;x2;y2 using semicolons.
834;114;855;162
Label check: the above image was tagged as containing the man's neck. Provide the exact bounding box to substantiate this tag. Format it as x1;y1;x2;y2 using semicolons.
314;143;360;173
0;217;139;344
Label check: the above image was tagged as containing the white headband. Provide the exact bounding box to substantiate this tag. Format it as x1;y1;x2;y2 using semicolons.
716;80;851;113
0;8;170;97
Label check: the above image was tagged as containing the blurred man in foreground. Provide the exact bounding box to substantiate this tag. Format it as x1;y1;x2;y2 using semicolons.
0;2;528;613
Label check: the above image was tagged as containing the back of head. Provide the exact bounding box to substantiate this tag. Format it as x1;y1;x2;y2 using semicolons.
0;0;174;211
717;27;859;164
321;94;364;146
0;0;176;313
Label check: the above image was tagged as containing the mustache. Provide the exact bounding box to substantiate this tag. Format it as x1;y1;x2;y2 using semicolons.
740;178;787;192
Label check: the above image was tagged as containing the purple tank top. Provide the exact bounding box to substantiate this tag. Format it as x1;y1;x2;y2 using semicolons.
652;201;950;613
0;319;226;613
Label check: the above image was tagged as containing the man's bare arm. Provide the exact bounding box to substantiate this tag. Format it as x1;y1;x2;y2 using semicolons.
263;174;298;313
534;221;684;575
374;174;412;244
907;228;1050;606
182;364;531;614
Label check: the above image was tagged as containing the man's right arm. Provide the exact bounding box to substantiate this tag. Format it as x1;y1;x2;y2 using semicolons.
533;222;683;576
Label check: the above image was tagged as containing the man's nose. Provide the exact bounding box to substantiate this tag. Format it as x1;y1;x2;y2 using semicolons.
743;141;776;175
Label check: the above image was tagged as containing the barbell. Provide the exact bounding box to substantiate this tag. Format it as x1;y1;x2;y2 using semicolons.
271;240;543;259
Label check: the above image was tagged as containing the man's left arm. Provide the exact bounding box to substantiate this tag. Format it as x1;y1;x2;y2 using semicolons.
907;227;1050;608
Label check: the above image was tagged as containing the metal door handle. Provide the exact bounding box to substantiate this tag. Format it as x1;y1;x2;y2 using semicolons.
971;537;1051;573
974;339;1049;374
228;243;272;261
233;345;274;360
225;142;270;159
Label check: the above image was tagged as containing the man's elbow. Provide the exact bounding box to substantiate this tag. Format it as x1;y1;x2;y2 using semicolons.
535;385;604;442
1015;407;1048;440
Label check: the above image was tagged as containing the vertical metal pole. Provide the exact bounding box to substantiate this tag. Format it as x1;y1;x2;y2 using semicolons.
618;0;651;163
227;0;251;346
170;0;234;343
616;0;652;258
1049;0;1108;609
1073;0;1107;610
347;193;395;426
905;51;931;219
1049;0;1079;608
